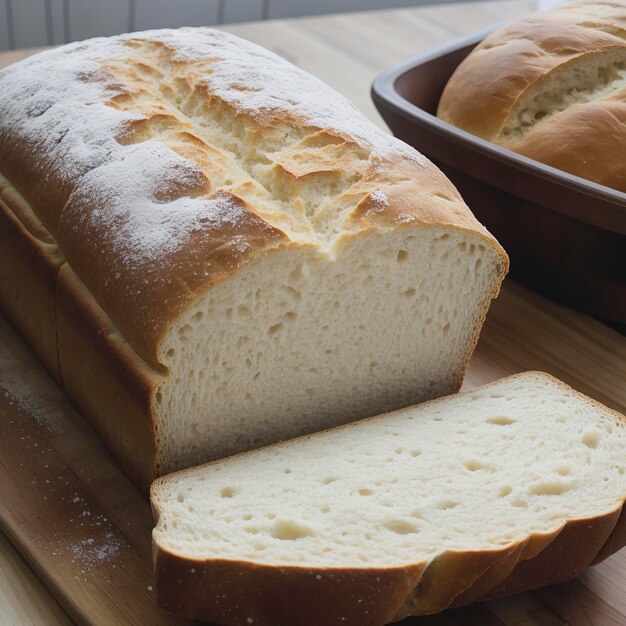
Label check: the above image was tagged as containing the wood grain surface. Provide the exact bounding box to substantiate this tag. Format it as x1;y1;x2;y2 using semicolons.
1;1;626;624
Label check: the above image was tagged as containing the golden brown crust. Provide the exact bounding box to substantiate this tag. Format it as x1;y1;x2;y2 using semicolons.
349;157;491;234
592;501;626;564
479;508;623;601
56;264;162;489
154;549;426;626
0;168;166;489
151;372;626;625
393;545;522;618
512;98;626;189
152;509;626;625
437;0;626;192
0;187;62;381
446;540;531;609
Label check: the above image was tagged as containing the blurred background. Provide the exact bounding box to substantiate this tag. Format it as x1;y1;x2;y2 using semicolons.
0;0;563;51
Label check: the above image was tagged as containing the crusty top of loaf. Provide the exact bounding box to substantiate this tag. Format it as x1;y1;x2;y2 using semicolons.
437;0;626;192
0;28;501;363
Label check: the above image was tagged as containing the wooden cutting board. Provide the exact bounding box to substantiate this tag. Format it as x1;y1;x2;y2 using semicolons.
1;279;626;626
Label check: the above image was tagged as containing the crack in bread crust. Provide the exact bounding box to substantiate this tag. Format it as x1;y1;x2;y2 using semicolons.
500;47;626;141
106;40;373;244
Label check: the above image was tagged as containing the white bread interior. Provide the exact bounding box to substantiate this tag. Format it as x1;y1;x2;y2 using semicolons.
156;226;501;474
152;372;626;567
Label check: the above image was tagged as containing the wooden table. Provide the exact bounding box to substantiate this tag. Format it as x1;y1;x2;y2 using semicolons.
2;1;626;624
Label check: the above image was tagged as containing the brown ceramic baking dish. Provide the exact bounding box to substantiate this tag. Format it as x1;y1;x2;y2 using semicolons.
371;28;626;329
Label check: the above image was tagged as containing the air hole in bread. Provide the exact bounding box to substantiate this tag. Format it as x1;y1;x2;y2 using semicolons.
220;486;237;498
487;416;516;426
268;322;283;336
178;324;192;337
462;459;482;472
438;500;458;510
271;519;315;540
582;432;600;449
529;481;572;496
498;486;512;498
384;519;419;535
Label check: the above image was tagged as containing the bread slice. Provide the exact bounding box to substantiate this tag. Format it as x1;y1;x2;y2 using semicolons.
0;28;507;489
151;372;626;625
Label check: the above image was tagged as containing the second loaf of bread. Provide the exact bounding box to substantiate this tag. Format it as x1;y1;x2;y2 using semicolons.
438;0;626;192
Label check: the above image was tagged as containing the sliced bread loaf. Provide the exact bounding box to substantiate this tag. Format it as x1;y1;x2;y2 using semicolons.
0;28;507;489
151;372;626;625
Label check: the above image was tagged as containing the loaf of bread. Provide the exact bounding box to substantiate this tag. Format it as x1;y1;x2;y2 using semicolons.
438;0;626;192
0;28;507;491
151;372;626;625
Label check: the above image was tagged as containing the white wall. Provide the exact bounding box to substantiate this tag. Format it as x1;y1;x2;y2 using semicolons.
1;0;444;50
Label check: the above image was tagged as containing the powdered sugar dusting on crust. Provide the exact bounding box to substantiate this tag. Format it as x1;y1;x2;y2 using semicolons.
0;27;426;270
0;40;140;186
361;190;391;217
369;191;390;209
64;141;248;263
